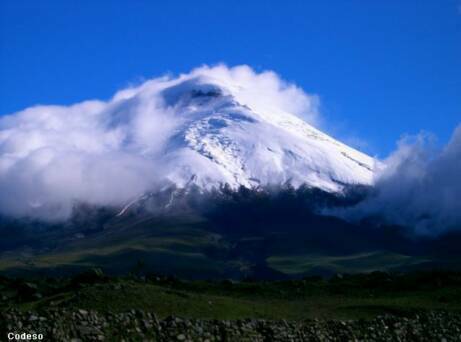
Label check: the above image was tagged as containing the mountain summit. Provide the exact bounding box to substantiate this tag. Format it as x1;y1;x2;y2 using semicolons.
140;76;375;192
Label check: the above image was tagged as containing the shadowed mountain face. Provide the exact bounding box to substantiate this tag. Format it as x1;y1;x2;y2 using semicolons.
1;186;461;280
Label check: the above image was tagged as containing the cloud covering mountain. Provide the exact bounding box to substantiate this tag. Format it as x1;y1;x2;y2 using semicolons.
0;65;329;220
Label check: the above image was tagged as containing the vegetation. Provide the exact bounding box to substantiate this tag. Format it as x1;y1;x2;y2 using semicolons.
2;270;461;321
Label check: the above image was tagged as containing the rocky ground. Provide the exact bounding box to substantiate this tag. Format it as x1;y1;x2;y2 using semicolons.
1;309;461;341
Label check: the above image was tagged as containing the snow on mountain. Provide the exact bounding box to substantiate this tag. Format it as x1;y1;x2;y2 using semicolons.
149;77;375;192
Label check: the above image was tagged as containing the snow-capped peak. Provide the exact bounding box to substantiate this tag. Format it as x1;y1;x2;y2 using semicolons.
152;77;375;192
0;65;376;220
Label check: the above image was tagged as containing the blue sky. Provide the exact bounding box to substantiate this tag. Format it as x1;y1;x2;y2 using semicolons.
1;1;460;157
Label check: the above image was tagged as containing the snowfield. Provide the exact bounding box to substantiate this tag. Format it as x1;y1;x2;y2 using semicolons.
154;77;376;192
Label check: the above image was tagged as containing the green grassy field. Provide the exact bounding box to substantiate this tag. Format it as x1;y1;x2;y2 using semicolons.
2;271;461;321
267;252;430;275
0;217;239;278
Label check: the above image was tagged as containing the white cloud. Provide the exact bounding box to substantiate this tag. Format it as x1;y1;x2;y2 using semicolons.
0;64;319;220
188;65;319;124
347;126;461;235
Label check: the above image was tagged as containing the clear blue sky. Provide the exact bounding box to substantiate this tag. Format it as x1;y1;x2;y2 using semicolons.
1;1;460;156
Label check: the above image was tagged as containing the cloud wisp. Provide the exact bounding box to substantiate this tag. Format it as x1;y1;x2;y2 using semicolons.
347;125;461;235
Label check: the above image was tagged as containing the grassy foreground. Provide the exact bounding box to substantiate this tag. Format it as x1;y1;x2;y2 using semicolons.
1;270;461;340
2;270;461;321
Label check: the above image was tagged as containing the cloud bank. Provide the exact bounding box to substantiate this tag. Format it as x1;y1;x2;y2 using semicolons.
348;125;461;235
0;64;319;220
